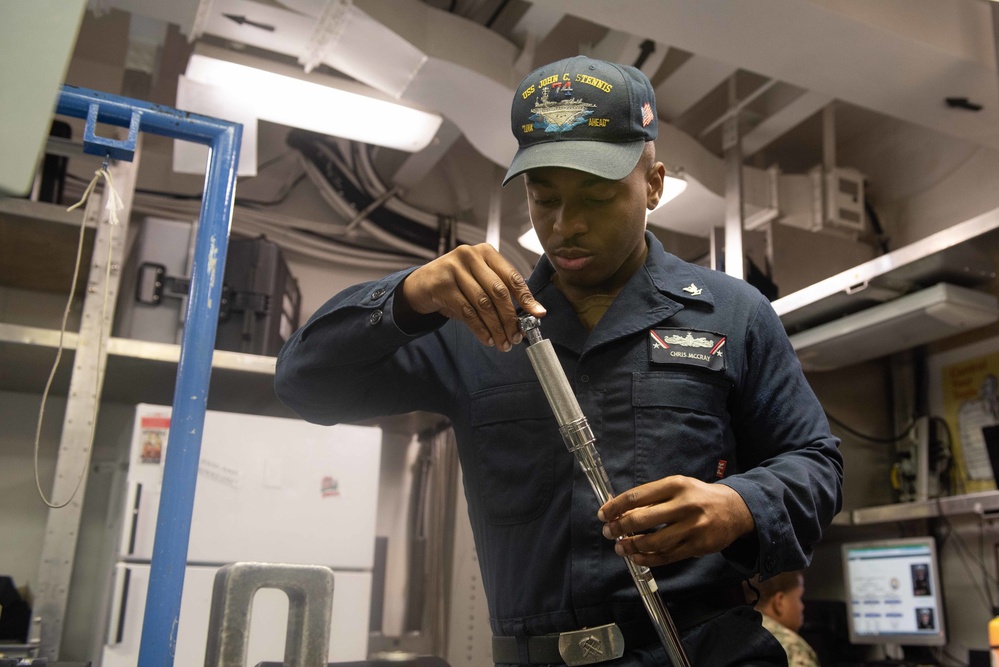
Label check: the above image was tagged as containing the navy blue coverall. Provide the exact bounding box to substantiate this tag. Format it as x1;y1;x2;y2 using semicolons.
274;232;844;666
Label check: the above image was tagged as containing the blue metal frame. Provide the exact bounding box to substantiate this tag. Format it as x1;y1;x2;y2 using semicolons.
56;85;242;667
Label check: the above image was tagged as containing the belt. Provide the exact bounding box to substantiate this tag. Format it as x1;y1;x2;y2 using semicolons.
491;585;747;665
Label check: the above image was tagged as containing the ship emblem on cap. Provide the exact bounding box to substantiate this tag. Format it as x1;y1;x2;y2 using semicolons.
531;86;597;133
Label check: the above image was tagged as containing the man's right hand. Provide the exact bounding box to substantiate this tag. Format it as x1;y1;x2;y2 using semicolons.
396;243;546;351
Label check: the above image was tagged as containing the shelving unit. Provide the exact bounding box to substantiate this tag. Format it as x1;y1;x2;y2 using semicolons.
22;140;140;661
0;191;290;417
1;86;245;667
0;91;450;667
0;322;291;417
0;196;90;226
772;205;999;333
832;490;999;526
772;206;999;549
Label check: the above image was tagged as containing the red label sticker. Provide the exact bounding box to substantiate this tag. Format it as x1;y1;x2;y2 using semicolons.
321;476;340;498
141;416;171;430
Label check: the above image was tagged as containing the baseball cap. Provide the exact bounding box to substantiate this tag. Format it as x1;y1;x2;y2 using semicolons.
502;55;658;186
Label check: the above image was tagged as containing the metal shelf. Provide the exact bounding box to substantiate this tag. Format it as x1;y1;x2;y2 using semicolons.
0;196;289;416
0;197;90;227
833;490;999;526
0;322;294;417
0;197;95;296
772;205;999;333
0;322;445;429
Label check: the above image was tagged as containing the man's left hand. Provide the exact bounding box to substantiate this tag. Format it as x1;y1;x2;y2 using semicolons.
597;476;755;567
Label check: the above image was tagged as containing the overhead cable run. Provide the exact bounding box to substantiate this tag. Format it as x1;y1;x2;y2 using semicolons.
287;130;533;274
63;131;534;276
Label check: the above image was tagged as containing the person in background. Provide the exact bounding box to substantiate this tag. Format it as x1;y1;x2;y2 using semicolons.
276;55;843;666
911;562;931;596
752;571;820;667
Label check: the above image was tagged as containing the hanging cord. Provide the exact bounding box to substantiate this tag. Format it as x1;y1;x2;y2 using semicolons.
935;499;999;614
824;410;917;444
34;161;124;508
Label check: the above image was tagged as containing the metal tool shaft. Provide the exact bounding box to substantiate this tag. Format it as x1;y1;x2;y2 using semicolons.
519;316;691;667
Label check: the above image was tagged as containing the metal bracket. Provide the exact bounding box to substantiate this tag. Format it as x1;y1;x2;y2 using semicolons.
83;103;140;161
845;281;869;295
221;290;269;321
299;0;354;74
136;262;190;305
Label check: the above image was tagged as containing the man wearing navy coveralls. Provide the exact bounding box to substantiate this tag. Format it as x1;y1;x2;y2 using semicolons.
275;55;843;666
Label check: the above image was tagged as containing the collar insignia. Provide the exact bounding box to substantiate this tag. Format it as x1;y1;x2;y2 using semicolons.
682;283;702;296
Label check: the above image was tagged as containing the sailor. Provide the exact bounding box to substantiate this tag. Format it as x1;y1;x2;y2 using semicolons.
276;55;843;666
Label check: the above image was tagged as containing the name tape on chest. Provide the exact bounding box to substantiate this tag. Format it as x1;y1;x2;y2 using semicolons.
648;328;726;371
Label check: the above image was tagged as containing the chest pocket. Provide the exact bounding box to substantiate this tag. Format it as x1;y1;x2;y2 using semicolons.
632;371;732;484
470;383;558;525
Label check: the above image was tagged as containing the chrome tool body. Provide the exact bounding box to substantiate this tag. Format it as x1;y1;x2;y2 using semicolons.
518;315;691;667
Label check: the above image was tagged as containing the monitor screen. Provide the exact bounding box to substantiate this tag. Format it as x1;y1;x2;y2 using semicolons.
842;537;946;646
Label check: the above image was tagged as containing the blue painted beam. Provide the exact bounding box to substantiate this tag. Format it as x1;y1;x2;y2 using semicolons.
56;85;242;667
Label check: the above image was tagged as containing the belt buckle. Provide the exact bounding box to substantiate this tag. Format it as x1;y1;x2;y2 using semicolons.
557;622;625;666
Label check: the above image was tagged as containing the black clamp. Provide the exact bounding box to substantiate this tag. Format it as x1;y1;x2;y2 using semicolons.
136;262;270;321
135;262;190;305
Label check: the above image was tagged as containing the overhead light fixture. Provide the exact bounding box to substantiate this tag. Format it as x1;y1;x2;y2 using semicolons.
517;223;544;255
789;283;999;372
184;44;443;153
653;168;688;211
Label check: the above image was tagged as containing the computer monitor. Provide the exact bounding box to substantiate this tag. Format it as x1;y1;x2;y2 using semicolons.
842;536;946;646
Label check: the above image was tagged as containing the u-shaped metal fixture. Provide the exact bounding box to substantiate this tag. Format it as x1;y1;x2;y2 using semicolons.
204;562;336;667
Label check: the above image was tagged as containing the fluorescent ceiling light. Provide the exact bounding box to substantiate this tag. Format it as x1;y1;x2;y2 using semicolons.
789;283;999;372
185;46;443;153
653;169;688;211
517;224;544;255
